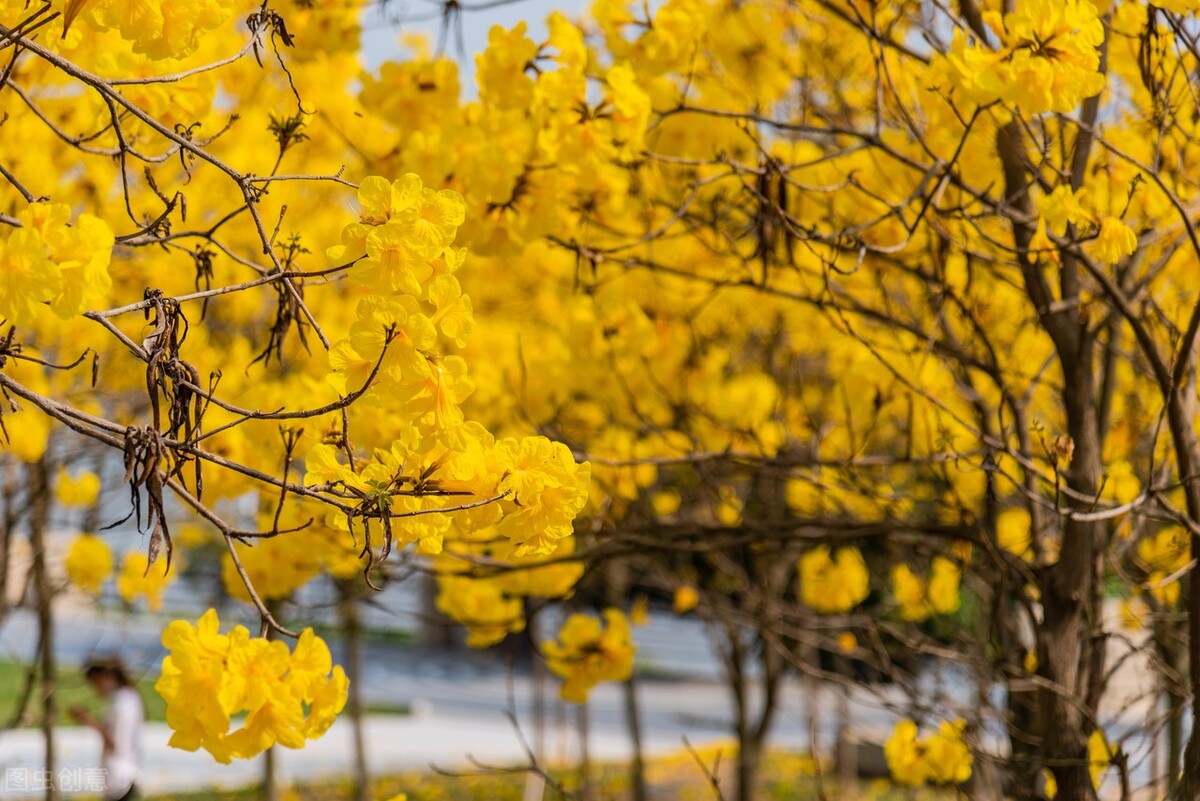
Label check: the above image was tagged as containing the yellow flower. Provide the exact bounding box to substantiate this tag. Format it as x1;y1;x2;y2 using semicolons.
1041;185;1091;237
55;469;100;508
1154;0;1200;12
435;574;525;647
1120;596;1148;631
1138;529;1188;606
0;229;60;327
884;718;973;787
64;534;113;596
116;551;176;611
155;610;349;763
923;719;973;784
629;595;650;625
996;507;1034;563
1043;768;1058;799
1088;729;1111;789
87;0;234;60
494;437;591;557
544;608;636;702
1029;217;1059;266
893;558;961;621
476;22;539;110
927;557;962;616
652;490;682;516
1092;217;1137;265
892;563;929;622
940;0;1105;113
673;585;700;614
884;720;929;786
798;545;870;614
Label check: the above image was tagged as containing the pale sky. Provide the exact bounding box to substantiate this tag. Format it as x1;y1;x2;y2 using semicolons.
361;0;583;90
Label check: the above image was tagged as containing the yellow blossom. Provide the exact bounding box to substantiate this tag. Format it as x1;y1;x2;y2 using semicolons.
940;0;1105;113
798;545;870;614
64;534;113;596
884;720;929;786
892;558;961;621
116;551;176;611
996;507;1034;563
55;469;100;507
1091;217;1137;265
155;609;348;763
884;718;973;787
1041;185;1092;237
673;585;700;614
544;608;636;702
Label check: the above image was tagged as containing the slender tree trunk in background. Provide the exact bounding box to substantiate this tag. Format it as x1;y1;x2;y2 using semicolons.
420;571;454;648
724;626;766;801
576;700;593;801
525;603;546;762
833;656;855;801
340;585;371;801
1167;386;1200;798
1;459;16;621
1149;615;1184;797
998;120;1103;801
622;674;647;801
29;460;58;801
602;560;646;801
262;745;279;801
1167;654;1183;795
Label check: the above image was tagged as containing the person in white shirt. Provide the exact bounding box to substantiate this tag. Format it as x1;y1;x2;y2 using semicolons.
70;657;144;801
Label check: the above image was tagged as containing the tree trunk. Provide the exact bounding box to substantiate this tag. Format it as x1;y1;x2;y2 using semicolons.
576;700;593;801
340;586;371;801
998;120;1104;801
262;746;280;801
622;674;647;801
29;460;58;801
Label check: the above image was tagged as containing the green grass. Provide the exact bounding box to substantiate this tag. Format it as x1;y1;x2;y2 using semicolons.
0;659;166;727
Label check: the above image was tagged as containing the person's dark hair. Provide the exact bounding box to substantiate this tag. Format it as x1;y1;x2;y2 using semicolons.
83;656;132;687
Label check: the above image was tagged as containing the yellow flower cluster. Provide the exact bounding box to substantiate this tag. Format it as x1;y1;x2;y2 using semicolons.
1092;217;1138;265
82;0;235;59
64;534;114;597
891;558;961;622
939;0;1105;113
434;532;586;647
0;202;113;326
884;719;973;787
435;573;526;648
798;545;870;614
63;534;176;608
116;551;178;611
543;608;636;702
155;609;348;763
996;507;1034;563
673;585;700;614
220;503;362;606
55;469;101;507
1136;528;1188;606
304;428;590;559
